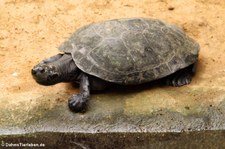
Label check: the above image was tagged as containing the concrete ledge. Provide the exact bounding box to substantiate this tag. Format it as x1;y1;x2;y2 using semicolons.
1;91;225;148
1;85;225;134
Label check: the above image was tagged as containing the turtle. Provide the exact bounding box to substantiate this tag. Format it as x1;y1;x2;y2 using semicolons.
31;18;200;113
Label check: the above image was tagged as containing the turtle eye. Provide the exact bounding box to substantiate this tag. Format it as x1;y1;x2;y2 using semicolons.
50;73;59;79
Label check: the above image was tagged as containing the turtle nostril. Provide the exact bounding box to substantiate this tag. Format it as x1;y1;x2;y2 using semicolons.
32;67;45;75
31;69;37;75
39;67;45;73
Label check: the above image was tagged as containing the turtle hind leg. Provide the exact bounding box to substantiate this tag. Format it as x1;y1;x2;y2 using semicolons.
166;71;192;87
165;62;197;87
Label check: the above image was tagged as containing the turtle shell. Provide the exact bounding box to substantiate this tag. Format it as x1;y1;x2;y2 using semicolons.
59;18;199;85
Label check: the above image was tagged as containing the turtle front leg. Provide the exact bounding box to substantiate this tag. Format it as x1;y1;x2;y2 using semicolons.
68;73;90;112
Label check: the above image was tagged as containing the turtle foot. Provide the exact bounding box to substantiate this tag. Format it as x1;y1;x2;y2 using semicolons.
68;94;89;113
166;73;192;87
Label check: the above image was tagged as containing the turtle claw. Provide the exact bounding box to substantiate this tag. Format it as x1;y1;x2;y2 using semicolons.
173;74;192;87
165;64;195;87
68;94;89;113
166;72;192;87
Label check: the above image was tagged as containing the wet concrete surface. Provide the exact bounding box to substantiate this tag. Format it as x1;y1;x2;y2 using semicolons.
1;0;225;148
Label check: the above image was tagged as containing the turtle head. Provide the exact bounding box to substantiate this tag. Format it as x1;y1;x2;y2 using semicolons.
31;63;61;86
32;54;79;86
